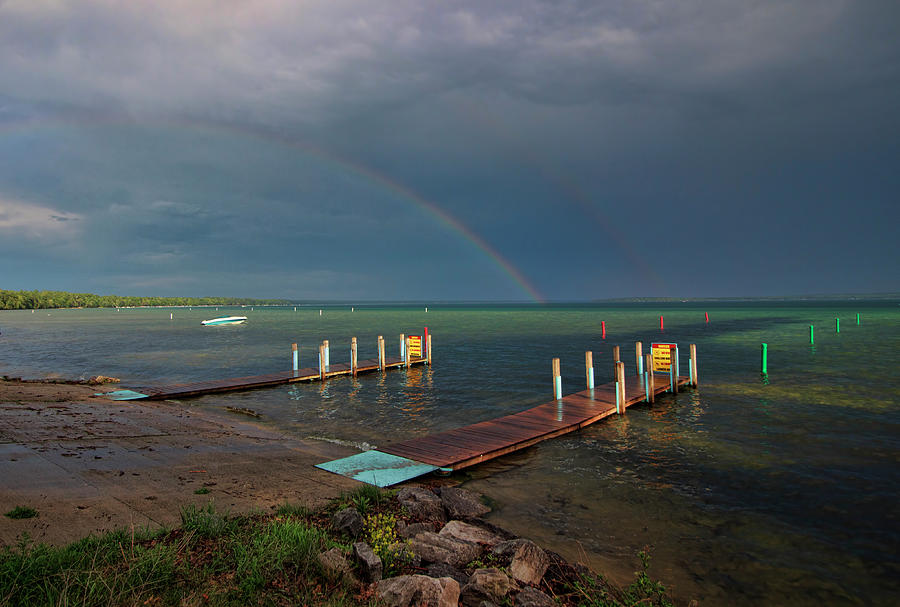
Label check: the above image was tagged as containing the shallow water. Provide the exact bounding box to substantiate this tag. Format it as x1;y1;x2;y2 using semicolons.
1;302;898;604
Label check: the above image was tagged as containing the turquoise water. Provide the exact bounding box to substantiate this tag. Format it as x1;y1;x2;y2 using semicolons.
1;302;898;605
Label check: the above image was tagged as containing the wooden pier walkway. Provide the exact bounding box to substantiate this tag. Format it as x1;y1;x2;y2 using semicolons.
317;364;693;486
379;373;688;470
104;355;426;401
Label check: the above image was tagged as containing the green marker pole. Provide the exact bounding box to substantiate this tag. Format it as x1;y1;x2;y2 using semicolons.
761;343;768;375
836;318;840;333
857;313;860;325
810;325;814;345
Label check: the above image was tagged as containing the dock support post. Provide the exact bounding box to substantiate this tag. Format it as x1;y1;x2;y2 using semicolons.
616;361;626;413
612;345;620;363
669;357;676;393
636;341;643;375
646;354;655;404
690;343;698;387
601;321;606;339
378;336;385;372
426;334;432;365
292;343;299;377
400;334;405;361
323;340;330;371
585;351;594;390
405;336;411;368
810;325;814;345
761;343;768;375
552;358;562;400
351;337;358;376
318;344;325;381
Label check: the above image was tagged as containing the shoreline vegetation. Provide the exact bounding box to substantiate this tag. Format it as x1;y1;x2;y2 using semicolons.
1;485;675;607
0;289;291;310
1;288;896;311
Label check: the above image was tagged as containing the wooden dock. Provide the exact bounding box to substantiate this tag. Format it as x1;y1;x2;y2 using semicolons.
103;354;427;401
379;372;688;470
317;346;695;487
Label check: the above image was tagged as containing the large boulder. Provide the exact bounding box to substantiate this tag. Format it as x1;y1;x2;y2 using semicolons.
377;575;460;607
426;562;470;586
439;487;490;519
438;520;505;548
397;520;440;539
409;531;483;568
397;487;447;522
317;547;357;586
460;568;515;607
352;541;383;583
492;539;548;586
332;506;364;538
516;586;556;607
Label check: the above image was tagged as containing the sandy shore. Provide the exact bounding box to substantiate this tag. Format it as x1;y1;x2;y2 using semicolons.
0;379;362;546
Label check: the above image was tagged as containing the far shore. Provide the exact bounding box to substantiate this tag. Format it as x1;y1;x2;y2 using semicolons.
0;377;364;546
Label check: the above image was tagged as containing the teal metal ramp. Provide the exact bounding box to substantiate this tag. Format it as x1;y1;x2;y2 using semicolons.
316;450;439;487
99;390;149;401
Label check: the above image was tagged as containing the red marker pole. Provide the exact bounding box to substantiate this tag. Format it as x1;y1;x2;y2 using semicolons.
660;316;664;331
601;321;606;339
705;311;709;323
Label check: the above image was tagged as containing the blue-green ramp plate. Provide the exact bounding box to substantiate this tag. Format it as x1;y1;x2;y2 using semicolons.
316;450;438;487
99;390;149;401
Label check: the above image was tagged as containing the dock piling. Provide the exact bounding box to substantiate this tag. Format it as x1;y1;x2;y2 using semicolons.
405;336;411;368
378;336;385;371
646;354;655;404
690;344;698;387
612;345;620;363
292;342;299;376
323;340;330;371
585;351;594;390
636;341;643;375
552;358;562;400
318;344;325;381
426;334;432;365
351;337;358;376
400;334;406;360
615;361;626;414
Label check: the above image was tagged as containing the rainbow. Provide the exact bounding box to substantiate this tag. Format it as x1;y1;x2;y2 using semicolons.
0;115;546;303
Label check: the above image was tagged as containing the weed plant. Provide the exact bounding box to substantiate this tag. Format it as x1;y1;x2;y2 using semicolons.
4;506;37;520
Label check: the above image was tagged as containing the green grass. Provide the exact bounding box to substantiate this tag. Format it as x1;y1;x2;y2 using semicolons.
4;506;38;520
0;496;674;607
193;487;211;495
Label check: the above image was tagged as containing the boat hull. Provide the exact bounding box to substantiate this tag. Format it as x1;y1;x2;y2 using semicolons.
201;316;247;326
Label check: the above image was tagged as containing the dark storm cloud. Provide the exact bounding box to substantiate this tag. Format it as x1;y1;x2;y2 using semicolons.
0;1;897;298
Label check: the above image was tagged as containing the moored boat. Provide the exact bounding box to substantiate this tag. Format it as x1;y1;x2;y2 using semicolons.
201;316;247;326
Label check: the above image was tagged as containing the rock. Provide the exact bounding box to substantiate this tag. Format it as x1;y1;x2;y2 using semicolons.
397;520;440;539
397;486;446;522
426;562;470;586
438;520;504;548
439;487;490;519
491;539;548;586
317;547;357;585
460;568;514;607
333;506;364;538
409;531;483;568
89;375;120;384
377;574;460;607
353;541;383;583
516;586;556;607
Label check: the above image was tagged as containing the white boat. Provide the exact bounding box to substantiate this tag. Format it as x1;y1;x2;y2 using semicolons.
201;316;247;326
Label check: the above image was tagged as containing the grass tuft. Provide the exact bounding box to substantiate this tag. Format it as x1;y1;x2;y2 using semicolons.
4;506;37;519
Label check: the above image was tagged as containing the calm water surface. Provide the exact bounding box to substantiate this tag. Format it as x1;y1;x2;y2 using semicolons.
1;302;898;605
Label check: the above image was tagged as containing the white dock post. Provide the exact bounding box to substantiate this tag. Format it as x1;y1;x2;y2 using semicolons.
400;334;406;361
323;340;330;371
351;337;358;376
585;351;594;390
377;335;385;372
292;342;299;376
552;358;562;400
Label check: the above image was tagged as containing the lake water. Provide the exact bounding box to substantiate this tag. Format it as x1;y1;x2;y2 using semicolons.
1;302;898;605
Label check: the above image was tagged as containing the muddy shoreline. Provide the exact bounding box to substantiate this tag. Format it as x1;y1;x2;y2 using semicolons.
0;377;361;546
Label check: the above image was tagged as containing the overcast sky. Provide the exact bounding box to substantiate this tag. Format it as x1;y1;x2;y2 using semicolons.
0;0;897;301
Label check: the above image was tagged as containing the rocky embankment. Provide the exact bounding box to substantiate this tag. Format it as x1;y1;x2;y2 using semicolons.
323;486;600;607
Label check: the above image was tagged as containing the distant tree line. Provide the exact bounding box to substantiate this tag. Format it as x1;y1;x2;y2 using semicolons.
0;289;292;310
